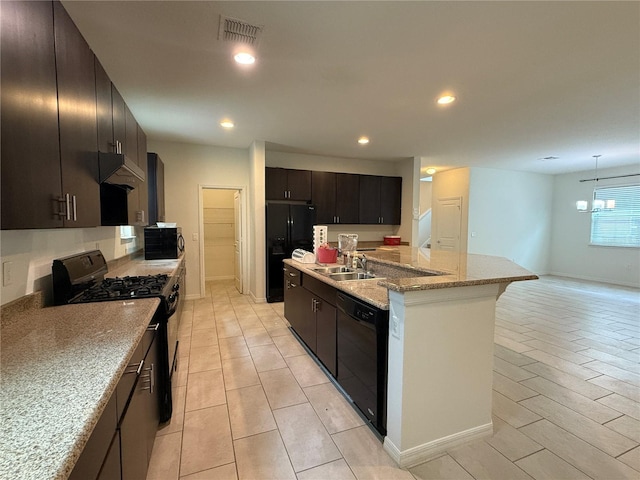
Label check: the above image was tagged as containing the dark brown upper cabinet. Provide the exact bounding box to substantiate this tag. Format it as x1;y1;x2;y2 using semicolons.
266;167;312;201
54;0;100;227
95;57;113;154
312;172;359;224
111;85;126;154
359;175;402;225
1;0;64;229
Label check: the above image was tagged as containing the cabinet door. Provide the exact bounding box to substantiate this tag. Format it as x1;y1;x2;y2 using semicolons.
96;434;120;480
287;169;312;201
1;0;63;229
315;298;337;377
380;177;402;225
95;58;113;154
311;171;336;224
265;167;287;200
111;85;126;151
141;333;159;462
120;376;148;480
358;175;381;224
156;157;166;222
296;287;317;352
137;125;149;225
335;173;359;224
54;1;100;228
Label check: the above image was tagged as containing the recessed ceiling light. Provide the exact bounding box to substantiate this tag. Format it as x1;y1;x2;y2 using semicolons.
220;120;235;129
358;136;370;145
234;52;255;65
426;168;436;175
437;95;456;105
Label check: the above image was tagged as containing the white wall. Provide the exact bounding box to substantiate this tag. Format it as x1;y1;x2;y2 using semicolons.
250;141;266;302
0;226;142;305
468;167;553;274
148;140;250;299
550;164;640;287
266;150;412;243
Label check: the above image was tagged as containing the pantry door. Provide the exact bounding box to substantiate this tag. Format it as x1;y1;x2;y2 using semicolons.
434;196;461;251
234;191;243;293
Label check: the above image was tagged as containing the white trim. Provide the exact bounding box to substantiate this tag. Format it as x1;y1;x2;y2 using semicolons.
185;294;202;301
548;271;640;289
205;275;234;281
383;422;493;469
198;184;249;299
249;291;267;303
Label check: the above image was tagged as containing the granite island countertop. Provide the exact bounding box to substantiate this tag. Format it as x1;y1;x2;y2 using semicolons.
0;298;160;480
285;246;537;309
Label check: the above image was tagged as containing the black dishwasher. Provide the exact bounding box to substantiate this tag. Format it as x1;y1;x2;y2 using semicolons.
336;292;389;436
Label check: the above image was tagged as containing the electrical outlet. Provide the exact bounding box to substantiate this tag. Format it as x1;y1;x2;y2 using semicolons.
192;233;199;241
391;314;400;339
3;261;13;286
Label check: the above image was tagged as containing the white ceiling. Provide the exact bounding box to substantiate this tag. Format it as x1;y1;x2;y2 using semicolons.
62;1;639;175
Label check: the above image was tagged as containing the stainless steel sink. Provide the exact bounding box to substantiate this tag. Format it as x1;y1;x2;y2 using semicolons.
328;271;377;281
311;266;354;274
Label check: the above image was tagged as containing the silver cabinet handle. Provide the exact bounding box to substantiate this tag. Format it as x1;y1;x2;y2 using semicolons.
141;363;155;393
147;323;160;331
72;195;77;221
65;194;71;220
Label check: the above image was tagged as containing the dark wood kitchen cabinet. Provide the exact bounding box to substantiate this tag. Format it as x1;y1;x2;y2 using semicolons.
53;0;100;227
147;153;166;225
1;0;63;229
283;265;337;377
112;85;126;154
359;175;402;225
312;171;359;224
95;57;114;154
136;125;149;226
266;167;312;201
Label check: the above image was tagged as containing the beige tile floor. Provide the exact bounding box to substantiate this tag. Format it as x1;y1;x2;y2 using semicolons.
147;276;640;480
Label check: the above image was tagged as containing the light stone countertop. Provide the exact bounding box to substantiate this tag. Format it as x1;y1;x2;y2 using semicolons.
0;298;160;480
285;246;537;309
106;254;184;278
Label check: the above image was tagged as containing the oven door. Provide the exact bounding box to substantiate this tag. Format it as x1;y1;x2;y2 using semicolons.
167;265;186;377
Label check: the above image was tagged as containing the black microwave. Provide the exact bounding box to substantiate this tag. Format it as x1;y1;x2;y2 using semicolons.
144;227;185;260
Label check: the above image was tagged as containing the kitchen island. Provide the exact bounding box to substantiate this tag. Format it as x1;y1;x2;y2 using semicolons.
284;246;537;468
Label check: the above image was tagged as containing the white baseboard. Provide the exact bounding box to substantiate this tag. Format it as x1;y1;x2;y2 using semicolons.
249;291;267;303
205;275;234;281
548;271;640;289
185;294;202;301
383;422;493;469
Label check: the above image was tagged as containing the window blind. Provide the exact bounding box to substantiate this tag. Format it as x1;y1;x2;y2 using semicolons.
590;184;640;247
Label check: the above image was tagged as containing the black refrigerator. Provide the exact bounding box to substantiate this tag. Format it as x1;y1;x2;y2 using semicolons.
266;203;316;302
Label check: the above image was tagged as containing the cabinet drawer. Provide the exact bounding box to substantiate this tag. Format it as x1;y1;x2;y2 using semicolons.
303;275;336;306
116;339;144;421
283;265;301;286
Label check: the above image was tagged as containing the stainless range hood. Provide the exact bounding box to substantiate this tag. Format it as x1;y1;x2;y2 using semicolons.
99;152;145;189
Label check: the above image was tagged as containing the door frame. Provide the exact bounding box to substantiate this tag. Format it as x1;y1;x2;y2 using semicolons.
198;184;248;298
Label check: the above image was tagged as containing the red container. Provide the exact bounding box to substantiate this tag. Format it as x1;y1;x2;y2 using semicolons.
383;235;401;245
316;247;338;263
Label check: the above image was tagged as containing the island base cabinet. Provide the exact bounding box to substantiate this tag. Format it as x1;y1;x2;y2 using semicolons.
315;300;337;377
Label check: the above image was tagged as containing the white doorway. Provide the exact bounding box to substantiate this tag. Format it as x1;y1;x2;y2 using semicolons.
433;196;462;251
199;186;246;297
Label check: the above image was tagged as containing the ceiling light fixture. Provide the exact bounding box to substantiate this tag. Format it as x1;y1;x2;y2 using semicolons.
437;95;456;105
220;120;235;129
358;136;370;145
576;155;615;213
234;52;255;65
426;168;436;175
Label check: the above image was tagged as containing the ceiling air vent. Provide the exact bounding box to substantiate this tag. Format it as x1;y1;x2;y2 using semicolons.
218;15;263;46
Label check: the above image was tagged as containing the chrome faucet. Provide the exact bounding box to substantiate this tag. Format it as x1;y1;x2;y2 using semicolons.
355;254;368;273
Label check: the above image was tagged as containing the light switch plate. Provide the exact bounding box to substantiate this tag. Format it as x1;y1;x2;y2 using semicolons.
192;233;199;241
3;261;12;286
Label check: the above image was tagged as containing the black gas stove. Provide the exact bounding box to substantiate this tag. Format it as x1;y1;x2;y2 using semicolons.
70;274;170;302
52;250;185;422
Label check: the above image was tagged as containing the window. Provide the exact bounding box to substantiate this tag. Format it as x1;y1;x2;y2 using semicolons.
590;184;640;247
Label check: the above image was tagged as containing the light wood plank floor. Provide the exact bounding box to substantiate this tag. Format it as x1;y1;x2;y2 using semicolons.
147;276;640;480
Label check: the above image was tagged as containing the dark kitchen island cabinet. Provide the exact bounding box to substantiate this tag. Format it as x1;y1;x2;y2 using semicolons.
312;171;359;224
266;167;312;201
283;265;338;377
359;175;402;225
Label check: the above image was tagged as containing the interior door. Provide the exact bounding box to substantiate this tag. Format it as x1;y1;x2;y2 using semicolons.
234;191;242;293
434;197;462;251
